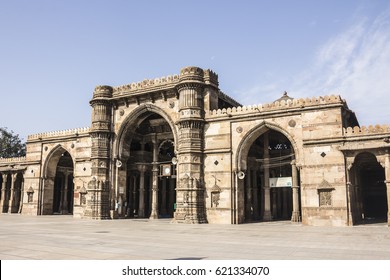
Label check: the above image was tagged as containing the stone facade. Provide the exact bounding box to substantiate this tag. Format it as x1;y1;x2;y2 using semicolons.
1;66;389;226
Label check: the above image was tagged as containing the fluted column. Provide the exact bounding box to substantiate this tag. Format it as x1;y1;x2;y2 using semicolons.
0;173;7;213
263;131;272;221
291;160;301;222
150;137;159;219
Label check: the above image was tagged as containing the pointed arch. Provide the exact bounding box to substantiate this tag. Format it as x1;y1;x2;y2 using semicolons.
40;144;75;215
233;120;301;224
43;144;75;178
115;104;179;160
236;121;300;171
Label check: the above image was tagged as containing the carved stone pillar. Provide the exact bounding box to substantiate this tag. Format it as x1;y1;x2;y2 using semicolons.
0;173;7;213
150;137;159;219
262;131;272;221
8;173;17;213
291;160;301;222
174;66;208;224
138;165;146;218
18;178;25;214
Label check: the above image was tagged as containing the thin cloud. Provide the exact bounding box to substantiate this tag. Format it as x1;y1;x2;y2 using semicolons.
294;9;390;125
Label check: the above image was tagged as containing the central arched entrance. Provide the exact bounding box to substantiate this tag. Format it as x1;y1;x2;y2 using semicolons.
237;125;301;223
117;109;177;219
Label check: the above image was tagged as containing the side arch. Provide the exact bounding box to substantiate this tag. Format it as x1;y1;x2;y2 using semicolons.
349;151;387;224
41;144;75;215
43;144;75;178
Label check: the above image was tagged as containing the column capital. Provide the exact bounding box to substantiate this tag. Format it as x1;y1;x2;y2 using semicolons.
137;164;147;173
2;173;8;181
10;172;18;182
151;133;158;144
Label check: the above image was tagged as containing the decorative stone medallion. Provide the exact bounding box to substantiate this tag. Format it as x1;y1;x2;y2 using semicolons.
288;119;296;127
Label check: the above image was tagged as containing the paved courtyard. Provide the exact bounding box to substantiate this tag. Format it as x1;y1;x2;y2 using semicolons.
0;214;390;260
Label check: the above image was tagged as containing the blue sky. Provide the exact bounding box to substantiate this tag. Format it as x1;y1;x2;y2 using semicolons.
1;0;390;141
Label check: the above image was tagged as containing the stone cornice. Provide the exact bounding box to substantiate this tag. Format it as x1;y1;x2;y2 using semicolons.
0;156;26;164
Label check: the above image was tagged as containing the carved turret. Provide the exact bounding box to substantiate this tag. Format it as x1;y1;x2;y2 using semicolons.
174;66;207;224
90;86;113;133
203;69;219;87
179;66;204;82
86;85;113;219
177;67;204;116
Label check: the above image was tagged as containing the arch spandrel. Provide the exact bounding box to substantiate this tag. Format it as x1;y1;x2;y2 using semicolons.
115;104;179;160
234;121;301;172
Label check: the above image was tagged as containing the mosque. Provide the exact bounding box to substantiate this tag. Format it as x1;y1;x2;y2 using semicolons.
1;66;389;226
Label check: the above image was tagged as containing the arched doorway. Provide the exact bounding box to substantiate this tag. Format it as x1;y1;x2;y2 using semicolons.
351;152;387;224
42;147;74;215
237;126;300;223
117;110;177;219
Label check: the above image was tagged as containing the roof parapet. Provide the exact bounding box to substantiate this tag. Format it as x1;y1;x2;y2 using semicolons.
113;74;180;96
112;67;220;96
27;127;90;141
209;94;344;116
343;125;390;136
